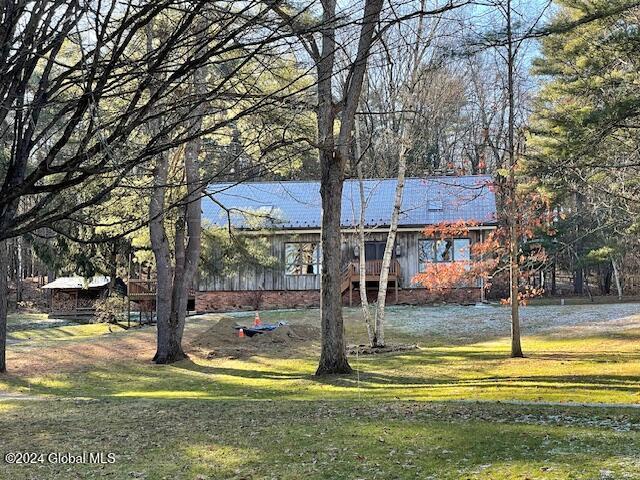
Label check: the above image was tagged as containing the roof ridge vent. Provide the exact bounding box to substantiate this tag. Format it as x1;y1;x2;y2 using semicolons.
427;199;444;211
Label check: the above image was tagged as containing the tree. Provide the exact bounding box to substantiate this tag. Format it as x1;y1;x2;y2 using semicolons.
503;0;524;357
0;0;313;371
0;1;223;372
473;0;551;357
275;0;468;374
143;5;320;363
355;6;446;348
413;216;548;308
315;0;385;373
1;1;229;240
413;221;495;295
0;240;7;372
199;225;280;286
271;0;386;373
528;1;640;301
144;13;205;363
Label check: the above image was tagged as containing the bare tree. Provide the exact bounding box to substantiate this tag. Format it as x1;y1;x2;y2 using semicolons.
354;123;375;344
504;0;524;357
316;0;385;374
467;0;552;358
0;0;222;371
146;14;208;363
0;0;311;371
0;241;7;372
355;7;447;347
271;0;387;373
275;0;468;374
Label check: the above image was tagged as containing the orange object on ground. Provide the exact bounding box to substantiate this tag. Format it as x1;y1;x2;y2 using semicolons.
254;311;261;326
238;328;245;338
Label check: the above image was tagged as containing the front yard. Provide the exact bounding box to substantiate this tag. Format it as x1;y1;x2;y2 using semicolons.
1;304;639;479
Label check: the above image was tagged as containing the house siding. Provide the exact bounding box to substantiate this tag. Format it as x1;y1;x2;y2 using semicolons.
198;229;484;293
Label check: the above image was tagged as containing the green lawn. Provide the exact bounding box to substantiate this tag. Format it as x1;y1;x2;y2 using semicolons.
5;311;123;342
1;304;640;479
6;312;51;330
8;322;125;342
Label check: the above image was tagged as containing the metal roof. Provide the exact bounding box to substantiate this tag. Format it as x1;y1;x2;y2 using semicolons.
42;276;111;290
202;175;497;230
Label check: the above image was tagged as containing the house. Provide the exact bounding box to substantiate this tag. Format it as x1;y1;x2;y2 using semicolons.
42;276;125;318
196;175;497;311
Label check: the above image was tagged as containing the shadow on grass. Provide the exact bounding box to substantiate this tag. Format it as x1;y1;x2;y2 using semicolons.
5;353;639;402
3;317;640;404
1;398;640;479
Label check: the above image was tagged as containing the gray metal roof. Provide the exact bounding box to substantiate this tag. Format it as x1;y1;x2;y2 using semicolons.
42;276;111;290
202;175;497;230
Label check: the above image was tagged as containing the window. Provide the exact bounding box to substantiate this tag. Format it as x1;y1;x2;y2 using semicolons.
453;238;470;262
419;238;470;270
285;242;321;275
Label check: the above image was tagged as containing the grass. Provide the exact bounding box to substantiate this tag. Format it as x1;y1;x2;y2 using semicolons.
5;333;640;403
8;322;126;342
1;399;639;480
528;295;640;306
5;311;120;341
1;304;640;479
6;312;50;332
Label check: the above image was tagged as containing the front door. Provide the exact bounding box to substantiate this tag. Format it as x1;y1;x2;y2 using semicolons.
364;241;393;260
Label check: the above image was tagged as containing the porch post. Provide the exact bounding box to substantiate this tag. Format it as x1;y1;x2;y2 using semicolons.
395;279;398;303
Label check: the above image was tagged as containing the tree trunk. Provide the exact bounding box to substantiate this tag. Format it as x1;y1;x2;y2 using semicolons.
317;150;352;375
572;195;585;295
47;267;55;309
373;140;407;348
601;263;612;295
166;84;205;360
357;156;374;346
551;255;557;296
506;0;523;358
612;256;623;300
145;21;176;362
315;0;345;375
16;236;23;303
584;268;593;302
149;147;178;363
149;20;205;364
0;241;7;373
355;121;374;345
108;242;117;294
315;0;383;375
573;267;584;295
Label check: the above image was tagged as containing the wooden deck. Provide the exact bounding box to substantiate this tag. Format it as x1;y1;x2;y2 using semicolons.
341;259;401;306
128;279;196;309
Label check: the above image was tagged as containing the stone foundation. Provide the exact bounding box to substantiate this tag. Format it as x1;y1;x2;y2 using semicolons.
196;288;481;313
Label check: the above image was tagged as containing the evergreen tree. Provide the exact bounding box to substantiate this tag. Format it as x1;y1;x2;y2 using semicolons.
528;0;640;295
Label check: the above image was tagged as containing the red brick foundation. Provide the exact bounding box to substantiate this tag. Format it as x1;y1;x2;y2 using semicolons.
196;288;481;312
396;287;480;305
195;290;320;312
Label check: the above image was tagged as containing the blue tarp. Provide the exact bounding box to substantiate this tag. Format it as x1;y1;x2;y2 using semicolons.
234;322;285;337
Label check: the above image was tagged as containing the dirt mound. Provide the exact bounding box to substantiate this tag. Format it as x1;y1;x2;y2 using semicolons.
190;317;321;358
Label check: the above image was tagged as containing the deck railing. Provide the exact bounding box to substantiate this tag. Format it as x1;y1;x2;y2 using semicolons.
341;259;401;293
350;259;401;277
342;259;400;278
128;279;156;298
128;279;196;299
